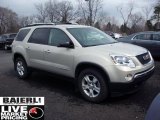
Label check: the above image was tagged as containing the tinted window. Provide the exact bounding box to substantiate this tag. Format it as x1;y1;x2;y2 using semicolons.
28;28;50;45
152;34;160;41
1;35;8;41
134;34;151;40
49;29;70;46
134;34;143;39
16;29;30;41
144;34;152;40
9;34;17;39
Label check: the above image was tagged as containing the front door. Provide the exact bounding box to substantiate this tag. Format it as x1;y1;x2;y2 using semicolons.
43;28;74;77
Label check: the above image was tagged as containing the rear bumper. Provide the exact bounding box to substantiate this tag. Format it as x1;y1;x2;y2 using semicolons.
110;66;155;96
5;42;12;49
5;42;12;46
0;43;5;48
5;44;12;48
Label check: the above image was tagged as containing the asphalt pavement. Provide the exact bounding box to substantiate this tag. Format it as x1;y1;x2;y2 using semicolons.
0;50;160;120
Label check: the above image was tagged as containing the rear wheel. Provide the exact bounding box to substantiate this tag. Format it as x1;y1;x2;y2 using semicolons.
78;68;108;103
15;57;31;79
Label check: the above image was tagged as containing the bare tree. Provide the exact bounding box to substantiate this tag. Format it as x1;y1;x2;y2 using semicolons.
77;0;103;26
142;0;154;20
97;10;108;25
35;0;77;23
45;0;57;22
55;1;77;23
0;7;19;34
117;1;135;32
142;6;153;20
18;16;36;27
129;12;145;33
130;13;143;26
35;3;48;23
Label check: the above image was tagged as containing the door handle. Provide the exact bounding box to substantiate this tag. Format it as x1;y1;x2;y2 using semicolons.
26;46;30;50
44;50;51;53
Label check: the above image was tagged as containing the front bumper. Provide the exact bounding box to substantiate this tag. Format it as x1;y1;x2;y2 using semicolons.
109;66;155;96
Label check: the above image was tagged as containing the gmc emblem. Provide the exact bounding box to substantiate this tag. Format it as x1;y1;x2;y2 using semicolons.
143;54;149;60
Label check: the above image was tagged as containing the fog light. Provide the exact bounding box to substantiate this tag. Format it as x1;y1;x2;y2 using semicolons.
125;74;133;81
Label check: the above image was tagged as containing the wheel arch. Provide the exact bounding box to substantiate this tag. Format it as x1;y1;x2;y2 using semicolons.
13;53;27;70
75;62;110;83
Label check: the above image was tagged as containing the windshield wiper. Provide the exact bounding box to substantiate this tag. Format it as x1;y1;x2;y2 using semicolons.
109;41;118;44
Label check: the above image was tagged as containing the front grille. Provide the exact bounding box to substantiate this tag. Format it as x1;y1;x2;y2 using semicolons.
136;52;151;65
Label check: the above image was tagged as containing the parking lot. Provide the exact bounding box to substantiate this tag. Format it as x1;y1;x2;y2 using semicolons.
0;50;160;120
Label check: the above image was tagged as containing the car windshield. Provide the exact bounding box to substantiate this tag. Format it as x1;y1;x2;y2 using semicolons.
67;27;117;47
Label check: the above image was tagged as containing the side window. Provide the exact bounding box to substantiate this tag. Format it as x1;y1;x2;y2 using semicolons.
152;34;160;41
28;28;50;45
134;34;151;40
138;34;144;39
49;29;71;46
16;29;30;41
133;34;143;40
143;34;151;40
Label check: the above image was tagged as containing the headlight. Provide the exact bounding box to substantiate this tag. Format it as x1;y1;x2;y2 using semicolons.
110;55;136;68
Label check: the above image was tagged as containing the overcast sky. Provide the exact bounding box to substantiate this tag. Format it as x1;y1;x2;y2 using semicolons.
0;0;156;24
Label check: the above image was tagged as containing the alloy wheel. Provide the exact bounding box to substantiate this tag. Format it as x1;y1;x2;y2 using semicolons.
82;75;101;98
16;61;25;76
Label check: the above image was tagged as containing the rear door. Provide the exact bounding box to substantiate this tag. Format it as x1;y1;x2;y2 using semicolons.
152;34;160;57
26;28;50;69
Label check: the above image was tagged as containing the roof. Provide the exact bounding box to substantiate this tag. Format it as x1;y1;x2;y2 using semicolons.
55;24;89;28
1;33;17;37
23;23;90;29
133;31;160;35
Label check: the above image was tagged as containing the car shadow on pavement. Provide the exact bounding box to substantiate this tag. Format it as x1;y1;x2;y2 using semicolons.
25;71;81;96
16;70;159;107
4;58;160;108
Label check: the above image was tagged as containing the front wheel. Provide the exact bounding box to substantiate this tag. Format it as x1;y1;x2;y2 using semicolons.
78;68;108;103
15;58;31;79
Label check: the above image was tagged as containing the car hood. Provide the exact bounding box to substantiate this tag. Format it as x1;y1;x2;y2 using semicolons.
88;42;148;57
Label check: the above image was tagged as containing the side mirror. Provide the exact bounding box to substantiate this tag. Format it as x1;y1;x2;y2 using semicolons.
58;41;74;48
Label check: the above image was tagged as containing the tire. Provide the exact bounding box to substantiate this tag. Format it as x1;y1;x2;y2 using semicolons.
15;57;31;79
78;68;108;103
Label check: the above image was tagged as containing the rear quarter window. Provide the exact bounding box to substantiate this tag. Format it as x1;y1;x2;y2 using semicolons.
16;29;30;41
28;28;50;45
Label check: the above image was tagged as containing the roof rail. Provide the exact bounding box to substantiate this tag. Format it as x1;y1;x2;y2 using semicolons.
25;23;55;27
55;22;79;25
24;22;79;27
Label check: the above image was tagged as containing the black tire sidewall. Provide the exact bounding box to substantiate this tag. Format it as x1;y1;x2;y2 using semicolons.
78;68;108;103
15;58;29;79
